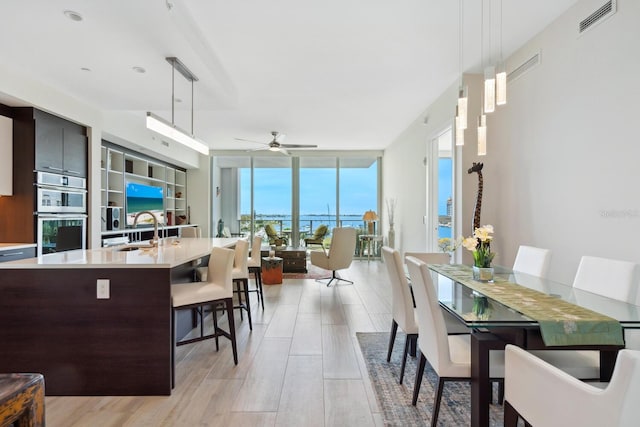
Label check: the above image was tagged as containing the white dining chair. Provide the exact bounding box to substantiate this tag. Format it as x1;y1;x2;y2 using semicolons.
504;344;640;427
381;246;418;384
405;256;504;426
573;256;638;303
403;251;469;335
512;245;551;278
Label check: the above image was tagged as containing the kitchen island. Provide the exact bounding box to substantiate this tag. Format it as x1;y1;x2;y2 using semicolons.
0;237;240;396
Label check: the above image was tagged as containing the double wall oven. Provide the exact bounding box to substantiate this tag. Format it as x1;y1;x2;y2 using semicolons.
35;171;87;256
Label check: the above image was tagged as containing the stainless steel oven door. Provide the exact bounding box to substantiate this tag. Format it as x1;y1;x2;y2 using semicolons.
37;214;87;256
36;186;86;213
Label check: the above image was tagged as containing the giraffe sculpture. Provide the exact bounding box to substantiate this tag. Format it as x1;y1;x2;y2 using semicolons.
467;162;484;233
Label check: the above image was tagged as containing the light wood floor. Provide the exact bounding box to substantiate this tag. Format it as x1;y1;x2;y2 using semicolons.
46;260;393;426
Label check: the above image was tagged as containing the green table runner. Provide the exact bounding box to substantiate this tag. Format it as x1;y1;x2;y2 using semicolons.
430;264;624;347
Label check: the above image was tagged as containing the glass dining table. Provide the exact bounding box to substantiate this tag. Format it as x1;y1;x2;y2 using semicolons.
428;264;640;427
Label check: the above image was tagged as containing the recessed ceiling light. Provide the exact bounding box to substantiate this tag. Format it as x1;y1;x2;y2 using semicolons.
63;10;83;22
80;67;91;72
132;66;146;74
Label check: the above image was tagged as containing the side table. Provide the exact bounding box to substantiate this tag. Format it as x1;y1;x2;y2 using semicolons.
262;257;283;285
359;234;383;261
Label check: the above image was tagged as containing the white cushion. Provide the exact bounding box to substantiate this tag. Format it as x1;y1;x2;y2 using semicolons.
171;281;229;307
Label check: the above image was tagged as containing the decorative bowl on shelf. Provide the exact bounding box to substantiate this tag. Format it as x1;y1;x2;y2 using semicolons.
175;215;187;225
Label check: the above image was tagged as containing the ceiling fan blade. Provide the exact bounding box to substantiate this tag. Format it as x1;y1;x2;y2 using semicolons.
279;144;318;148
274;133;286;143
278;147;290;155
245;147;267;152
235;137;266;145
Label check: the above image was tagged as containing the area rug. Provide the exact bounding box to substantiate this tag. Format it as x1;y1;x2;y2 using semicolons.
357;332;505;427
282;263;331;280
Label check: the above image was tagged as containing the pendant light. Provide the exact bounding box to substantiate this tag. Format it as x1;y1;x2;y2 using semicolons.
477;0;487;156
455;106;465;146
456;0;468;132
146;57;209;155
495;0;507;106
482;0;495;114
477;114;487;156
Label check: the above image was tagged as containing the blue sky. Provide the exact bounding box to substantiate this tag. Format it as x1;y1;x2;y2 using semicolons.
241;165;377;215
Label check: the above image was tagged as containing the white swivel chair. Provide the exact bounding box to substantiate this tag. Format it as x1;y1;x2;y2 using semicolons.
405;256;504;426
171;247;237;386
180;226;201;238
232;239;252;330
247;235;264;310
310;227;357;287
512;245;551;278
382;246;419;384
504;345;640;427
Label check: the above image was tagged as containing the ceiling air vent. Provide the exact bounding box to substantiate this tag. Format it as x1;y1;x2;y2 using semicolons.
507;51;540;84
161;140;170;147
579;0;616;34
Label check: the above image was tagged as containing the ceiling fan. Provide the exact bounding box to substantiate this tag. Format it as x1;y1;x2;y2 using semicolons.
235;131;318;155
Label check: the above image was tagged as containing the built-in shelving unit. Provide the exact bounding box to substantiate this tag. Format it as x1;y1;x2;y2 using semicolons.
100;142;188;233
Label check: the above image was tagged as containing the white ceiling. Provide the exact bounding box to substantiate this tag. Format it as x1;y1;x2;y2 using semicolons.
0;0;577;151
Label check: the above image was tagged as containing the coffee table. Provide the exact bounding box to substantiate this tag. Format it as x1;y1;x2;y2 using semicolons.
261;246;307;273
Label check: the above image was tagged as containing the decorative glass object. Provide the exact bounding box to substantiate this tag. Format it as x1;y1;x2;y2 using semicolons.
472;266;494;282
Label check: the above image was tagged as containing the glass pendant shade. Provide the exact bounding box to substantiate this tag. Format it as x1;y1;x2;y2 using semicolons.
455;106;464;146
457;86;468;130
496;66;507;106
484;66;496;113
477;114;487;156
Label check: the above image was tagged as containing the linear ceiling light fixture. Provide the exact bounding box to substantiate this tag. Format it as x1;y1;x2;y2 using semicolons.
146;57;209;155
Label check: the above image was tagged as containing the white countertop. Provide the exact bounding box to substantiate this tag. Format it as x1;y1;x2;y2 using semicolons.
0;243;37;250
0;238;240;269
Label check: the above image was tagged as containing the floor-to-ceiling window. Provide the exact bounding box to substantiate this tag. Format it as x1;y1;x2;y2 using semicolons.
300;157;337;245
216;153;380;257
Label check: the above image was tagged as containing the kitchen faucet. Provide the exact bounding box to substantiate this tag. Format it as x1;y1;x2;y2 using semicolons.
133;211;160;247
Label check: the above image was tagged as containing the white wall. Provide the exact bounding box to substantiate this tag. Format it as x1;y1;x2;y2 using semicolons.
383;73;483;262
385;0;640;284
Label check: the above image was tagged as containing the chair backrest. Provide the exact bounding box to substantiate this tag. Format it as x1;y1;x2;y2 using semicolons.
250;235;263;264
572;256;638;303
512;245;551;278
326;227;357;269
312;224;328;240
233;239;249;275
181;227;200;238
381;246;416;332
264;224;278;238
404;252;450;265
405;256;452;375
207;247;235;293
505;345;640;427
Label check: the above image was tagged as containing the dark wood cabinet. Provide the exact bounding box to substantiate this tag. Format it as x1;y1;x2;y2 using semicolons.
33;109;87;177
0;108;87;243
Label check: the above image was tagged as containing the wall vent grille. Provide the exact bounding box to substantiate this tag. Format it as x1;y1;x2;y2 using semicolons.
579;0;616;34
507;52;540;84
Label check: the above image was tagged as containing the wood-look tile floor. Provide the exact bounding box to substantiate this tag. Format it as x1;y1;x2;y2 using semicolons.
45;260;392;427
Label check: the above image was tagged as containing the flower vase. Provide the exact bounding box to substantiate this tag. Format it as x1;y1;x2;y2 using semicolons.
388;223;395;249
472;266;494;282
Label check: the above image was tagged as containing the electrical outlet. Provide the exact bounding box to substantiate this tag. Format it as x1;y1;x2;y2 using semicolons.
97;279;110;299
